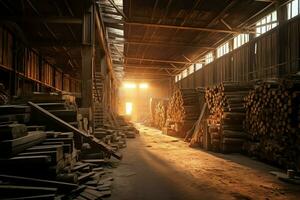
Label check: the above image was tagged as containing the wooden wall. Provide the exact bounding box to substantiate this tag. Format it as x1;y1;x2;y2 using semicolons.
0;25;81;95
177;16;300;88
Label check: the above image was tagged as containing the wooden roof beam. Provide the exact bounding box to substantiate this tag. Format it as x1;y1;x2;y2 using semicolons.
119;40;214;50
125;57;204;65
106;0;127;20
126;21;250;34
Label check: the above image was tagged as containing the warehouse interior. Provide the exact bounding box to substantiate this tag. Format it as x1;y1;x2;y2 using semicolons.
0;0;300;199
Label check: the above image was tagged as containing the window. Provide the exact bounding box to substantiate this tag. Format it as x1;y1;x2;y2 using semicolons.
182;69;188;78
205;52;214;64
195;63;203;71
217;42;230;58
233;34;249;49
256;11;278;37
189;65;194;75
287;0;300;20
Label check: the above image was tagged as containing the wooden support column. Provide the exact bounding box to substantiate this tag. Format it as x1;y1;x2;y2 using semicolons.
81;1;95;108
277;2;287;77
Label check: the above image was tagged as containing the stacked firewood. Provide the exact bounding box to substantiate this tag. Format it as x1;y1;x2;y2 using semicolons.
205;82;252;153
166;88;200;137
244;76;300;169
154;100;168;129
0;83;8;105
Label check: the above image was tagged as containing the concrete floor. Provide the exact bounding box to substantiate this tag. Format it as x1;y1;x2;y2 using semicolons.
108;124;300;200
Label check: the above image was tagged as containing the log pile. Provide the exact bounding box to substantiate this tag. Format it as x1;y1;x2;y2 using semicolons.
244;76;300;170
153;99;168;129
166;88;200;137
205;82;252;153
184;88;207;146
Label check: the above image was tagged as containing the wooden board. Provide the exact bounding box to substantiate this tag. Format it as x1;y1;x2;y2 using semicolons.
0;131;46;157
0;174;78;192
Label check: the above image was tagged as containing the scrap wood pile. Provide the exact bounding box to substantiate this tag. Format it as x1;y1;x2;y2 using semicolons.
0;83;8;105
166;88;200;137
205;82;252;153
0;105;115;199
244;76;300;170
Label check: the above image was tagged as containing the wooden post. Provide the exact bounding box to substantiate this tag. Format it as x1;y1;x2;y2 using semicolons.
81;1;95;109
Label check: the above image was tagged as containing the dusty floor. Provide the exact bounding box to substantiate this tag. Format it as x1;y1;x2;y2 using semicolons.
108;124;300;200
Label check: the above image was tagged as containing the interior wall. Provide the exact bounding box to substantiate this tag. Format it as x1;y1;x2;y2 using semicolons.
176;16;300;89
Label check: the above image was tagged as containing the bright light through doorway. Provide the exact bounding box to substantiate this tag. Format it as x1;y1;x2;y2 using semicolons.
123;83;136;89
125;102;133;115
139;83;149;89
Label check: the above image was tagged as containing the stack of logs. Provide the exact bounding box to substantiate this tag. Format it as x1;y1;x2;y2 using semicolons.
153;99;168;129
166;88;200;137
205;82;252;153
244;76;300;170
184;87;206;146
0;83;8;105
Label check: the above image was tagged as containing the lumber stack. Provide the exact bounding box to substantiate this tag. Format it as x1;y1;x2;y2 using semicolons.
0;104;116;199
244;76;300;169
166;88;200;137
0;83;8;105
205;82;252;153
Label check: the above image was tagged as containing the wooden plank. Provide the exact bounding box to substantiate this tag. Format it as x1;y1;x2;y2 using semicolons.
0;156;51;167
81;159;107;165
0;185;57;198
2;194;56;200
18;151;63;164
28;102;122;159
0;124;27;141
0;131;46;157
25;145;64;160
72;163;90;172
78;172;95;183
0;174;78;192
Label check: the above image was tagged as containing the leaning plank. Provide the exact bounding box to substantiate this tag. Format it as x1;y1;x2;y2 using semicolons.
0;174;78;192
28;102;122;160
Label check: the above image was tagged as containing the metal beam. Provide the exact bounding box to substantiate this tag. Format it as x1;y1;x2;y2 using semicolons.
126;21;247;34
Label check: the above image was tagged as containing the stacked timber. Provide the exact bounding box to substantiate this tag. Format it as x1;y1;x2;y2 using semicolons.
184;87;207;146
166;88;200;137
0;104;116;199
205;82;252;153
244;76;300;170
0;83;8;105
